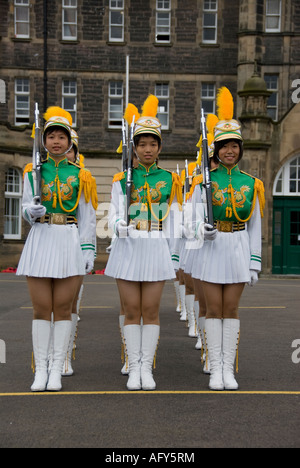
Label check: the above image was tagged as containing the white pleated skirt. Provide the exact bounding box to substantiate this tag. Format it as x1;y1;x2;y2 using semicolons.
191;230;251;284
105;232;176;282
178;238;187;270
183;239;201;275
17;223;85;278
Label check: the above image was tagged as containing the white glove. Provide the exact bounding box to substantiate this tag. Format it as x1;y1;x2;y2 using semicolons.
82;250;94;274
248;270;258;287
27;200;46;220
115;219;135;238
203;223;218;241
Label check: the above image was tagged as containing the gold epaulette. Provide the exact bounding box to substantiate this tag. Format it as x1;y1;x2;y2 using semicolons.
171;172;183;206
23;162;33;179
240;171;265;218
186;174;203;201
112;171;125;183
254;177;265;218
79;154;85;168
78;168;98;210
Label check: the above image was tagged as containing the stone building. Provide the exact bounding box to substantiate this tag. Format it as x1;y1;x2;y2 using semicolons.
0;0;300;274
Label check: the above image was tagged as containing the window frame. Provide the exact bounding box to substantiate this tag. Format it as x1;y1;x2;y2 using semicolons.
264;74;279;121
202;0;218;44
14;0;30;39
62;0;78;41
265;0;281;33
201;83;216;116
109;0;125;43
273;155;300;196
14;78;30;126
155;83;169;130
155;0;171;44
4;168;22;240
62;80;77;127
108;81;123;129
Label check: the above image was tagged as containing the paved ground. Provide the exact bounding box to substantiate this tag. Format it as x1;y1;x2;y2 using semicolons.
0;273;299;449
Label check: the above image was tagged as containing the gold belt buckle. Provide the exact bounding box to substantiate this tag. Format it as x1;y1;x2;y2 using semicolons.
136;220;148;231
218;220;233;232
50;213;67;225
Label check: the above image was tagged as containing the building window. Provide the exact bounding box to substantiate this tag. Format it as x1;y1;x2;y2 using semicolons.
203;0;218;44
62;0;77;41
62;80;77;126
4;168;22;240
15;78;30;126
201;83;216;115
273;155;300;196
109;0;124;42
155;83;169;130
14;0;30;38
265;74;278;121
265;0;281;32
108;81;123;128
156;0;171;44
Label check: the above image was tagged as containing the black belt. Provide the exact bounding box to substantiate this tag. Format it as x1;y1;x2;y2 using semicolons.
36;213;78;226
214;220;245;232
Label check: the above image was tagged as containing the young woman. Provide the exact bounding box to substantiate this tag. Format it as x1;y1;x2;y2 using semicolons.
58;129;97;377
105;95;182;391
17;107;97;392
188;88;265;391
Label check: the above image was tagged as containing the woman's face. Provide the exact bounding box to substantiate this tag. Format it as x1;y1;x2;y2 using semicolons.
66;147;76;163
45;129;70;159
135;135;161;168
218;140;240;169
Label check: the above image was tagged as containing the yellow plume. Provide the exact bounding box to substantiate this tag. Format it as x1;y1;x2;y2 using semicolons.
43;106;73;126
124;103;140;125
116;141;123;154
216;87;234;121
141;94;159;117
196;135;202;149
196;148;202;166
206;114;219;135
207;133;214;147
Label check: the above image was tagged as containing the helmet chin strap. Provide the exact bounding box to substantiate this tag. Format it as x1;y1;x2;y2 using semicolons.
43;142;73;158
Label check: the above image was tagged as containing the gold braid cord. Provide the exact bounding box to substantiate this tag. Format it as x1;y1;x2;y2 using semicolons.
229;178;265;222
56;168;98;213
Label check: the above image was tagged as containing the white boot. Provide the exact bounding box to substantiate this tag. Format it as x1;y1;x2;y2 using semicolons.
124;325;142;391
174;281;181;312
31;320;51;392
186;295;197;338
205;319;224;390
194;301;202;349
141;325;160;391
47;321;72;391
62;314;78;376
199;316;210;374
223;319;240;390
119;315;129;375
47;313;54;373
179;285;187;321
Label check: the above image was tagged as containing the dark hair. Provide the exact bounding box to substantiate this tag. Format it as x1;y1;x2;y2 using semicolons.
44;125;71;143
134;133;162;149
212;138;243;165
